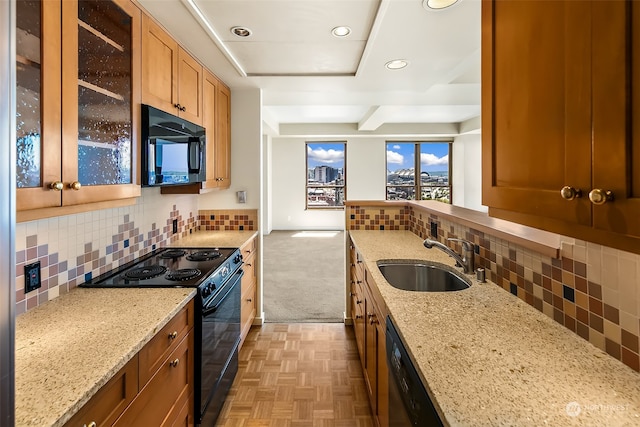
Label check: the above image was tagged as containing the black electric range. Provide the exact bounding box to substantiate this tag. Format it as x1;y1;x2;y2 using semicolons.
80;246;244;426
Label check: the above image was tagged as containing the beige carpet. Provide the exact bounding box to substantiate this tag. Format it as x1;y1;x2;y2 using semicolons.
263;230;345;322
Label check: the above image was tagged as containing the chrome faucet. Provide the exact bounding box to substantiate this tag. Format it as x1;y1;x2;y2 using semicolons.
423;238;475;274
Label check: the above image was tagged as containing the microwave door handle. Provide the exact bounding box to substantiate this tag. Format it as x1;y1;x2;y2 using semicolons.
188;138;200;173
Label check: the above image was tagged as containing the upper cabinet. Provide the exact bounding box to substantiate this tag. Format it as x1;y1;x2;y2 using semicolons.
16;0;141;217
161;58;231;195
142;16;203;125
482;0;640;253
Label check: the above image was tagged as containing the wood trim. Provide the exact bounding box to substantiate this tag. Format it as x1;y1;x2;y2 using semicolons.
17;197;138;223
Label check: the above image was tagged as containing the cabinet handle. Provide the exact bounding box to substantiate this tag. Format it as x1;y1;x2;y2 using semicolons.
588;189;613;205
69;181;81;191
356;280;363;284
246;298;252;302
560;186;581;200
174;103;181;110
356;299;362;304
86;422;96;427
247;263;252;267
170;358;180;368
168;331;178;340
355;315;363;319
49;181;63;191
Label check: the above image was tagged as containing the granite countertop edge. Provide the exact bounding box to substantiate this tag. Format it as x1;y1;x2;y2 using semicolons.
348;230;640;427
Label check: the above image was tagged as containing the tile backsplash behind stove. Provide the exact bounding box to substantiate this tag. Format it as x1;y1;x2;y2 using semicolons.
15;189;199;315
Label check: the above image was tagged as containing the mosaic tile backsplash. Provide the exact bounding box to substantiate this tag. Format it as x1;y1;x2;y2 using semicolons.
347;204;640;373
14;192;259;315
198;209;257;231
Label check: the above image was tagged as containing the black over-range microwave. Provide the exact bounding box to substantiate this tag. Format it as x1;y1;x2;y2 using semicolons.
141;104;206;187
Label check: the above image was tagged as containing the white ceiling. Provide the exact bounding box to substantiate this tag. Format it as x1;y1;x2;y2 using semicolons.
136;0;481;136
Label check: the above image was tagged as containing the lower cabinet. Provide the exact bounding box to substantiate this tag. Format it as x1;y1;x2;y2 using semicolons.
240;235;258;348
350;238;388;427
64;300;195;427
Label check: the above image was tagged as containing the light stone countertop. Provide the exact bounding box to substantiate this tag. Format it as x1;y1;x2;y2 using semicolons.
15;287;196;427
173;230;258;249
349;230;640;427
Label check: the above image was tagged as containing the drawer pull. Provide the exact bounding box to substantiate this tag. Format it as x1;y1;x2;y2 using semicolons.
84;422;97;427
168;331;178;340
247;263;252;267
170;358;180;368
246;298;252;302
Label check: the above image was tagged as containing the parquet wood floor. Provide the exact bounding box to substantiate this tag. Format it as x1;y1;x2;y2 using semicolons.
215;323;375;427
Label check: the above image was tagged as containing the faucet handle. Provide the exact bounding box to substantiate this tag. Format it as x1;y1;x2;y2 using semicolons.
446;238;474;252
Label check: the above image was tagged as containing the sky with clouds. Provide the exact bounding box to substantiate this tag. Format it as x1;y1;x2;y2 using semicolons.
386;142;449;172
307;143;345;168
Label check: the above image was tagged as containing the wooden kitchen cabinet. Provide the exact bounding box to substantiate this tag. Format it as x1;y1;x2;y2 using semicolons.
64;300;195;427
16;0;141;218
64;354;139;427
482;0;640;253
349;237;388;427
214;81;232;189
240;235;258;347
142;15;203;125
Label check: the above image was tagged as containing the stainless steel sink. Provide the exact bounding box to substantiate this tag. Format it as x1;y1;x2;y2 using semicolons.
377;261;471;292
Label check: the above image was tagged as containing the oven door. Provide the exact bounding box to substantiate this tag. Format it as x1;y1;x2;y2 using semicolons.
198;268;243;424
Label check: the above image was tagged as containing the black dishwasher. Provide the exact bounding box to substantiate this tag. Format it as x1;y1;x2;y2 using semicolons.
386;317;444;427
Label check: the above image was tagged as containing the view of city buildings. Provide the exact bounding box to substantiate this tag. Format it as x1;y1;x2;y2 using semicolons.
306;143;345;208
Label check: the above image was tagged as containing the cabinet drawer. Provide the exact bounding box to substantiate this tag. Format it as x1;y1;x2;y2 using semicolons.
241;255;256;295
241;236;257;258
241;282;256;328
64;354;138;427
114;332;194;427
139;300;194;386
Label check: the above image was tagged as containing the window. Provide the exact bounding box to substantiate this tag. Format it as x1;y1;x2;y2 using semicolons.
386;142;451;203
306;142;345;208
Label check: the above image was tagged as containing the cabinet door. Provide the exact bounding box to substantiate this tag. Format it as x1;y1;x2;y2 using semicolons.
142;16;178;113
114;332;194;427
201;69;218;188
61;0;141;206
215;83;231;188
16;0;62;210
591;0;640;238
177;47;203;125
481;0;592;225
64;354;138;427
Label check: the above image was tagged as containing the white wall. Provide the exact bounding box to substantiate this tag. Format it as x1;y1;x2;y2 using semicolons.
198;88;262;211
270;137;345;230
452;134;486;212
269;133;485;230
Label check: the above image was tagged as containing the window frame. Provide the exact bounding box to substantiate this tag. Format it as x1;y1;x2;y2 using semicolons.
305;141;346;210
385;141;452;204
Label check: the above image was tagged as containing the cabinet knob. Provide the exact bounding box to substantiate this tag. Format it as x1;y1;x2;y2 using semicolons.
86;422;96;427
588;189;613;205
168;331;178;340
170;358;180;368
69;181;82;191
560;186;581;200
49;181;63;191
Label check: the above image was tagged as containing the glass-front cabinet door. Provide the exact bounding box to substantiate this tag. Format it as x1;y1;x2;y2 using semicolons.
16;0;62;210
62;0;141;206
16;0;140;214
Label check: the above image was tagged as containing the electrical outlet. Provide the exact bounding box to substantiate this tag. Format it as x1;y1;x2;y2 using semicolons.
24;261;41;293
430;221;438;238
172;219;178;234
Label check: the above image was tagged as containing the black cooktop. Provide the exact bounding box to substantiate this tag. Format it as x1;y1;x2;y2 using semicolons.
81;247;240;288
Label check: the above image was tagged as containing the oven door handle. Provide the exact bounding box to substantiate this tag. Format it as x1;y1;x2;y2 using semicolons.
202;269;244;315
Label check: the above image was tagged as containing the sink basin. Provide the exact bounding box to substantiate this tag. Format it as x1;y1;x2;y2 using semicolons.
377;261;471;292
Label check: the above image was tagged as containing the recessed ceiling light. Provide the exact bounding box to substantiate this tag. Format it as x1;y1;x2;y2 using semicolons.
231;26;252;37
423;0;459;9
331;26;351;37
385;59;408;70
